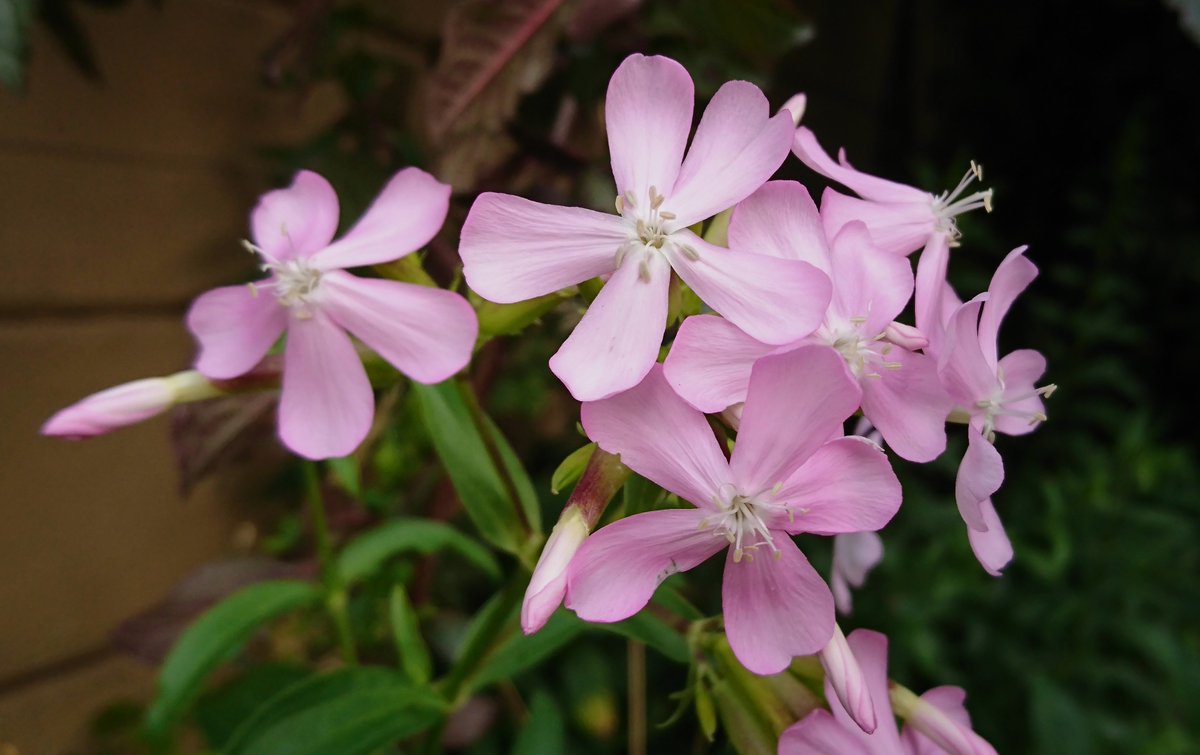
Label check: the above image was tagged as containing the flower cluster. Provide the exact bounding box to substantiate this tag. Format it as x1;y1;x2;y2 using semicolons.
43;51;1054;755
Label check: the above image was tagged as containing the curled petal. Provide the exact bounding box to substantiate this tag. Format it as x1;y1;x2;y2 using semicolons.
312;168;451;270
250;171;340;261
566;508;724;622
819;624;878;734
955;427;1004;532
793;128;927;204
187;284;287;380
778;711;873;755
606;54;693;203
662;315;775;413
978;247;1037;369
993;349;1048;437
278;310;373;460
461;193;627;303
938;296;998;406
967;499;1013;577
899;686;998;755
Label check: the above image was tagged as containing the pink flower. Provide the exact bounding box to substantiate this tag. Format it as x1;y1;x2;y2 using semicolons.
187;169;478;460
938;247;1054;574
779;629;998;755
566;346;901;674
665;181;952;463
42;371;219;439
831;530;884;615
459;54;830;401
819;624;878;734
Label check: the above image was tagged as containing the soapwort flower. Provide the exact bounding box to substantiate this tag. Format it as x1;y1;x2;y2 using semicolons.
460;54;830;401
187;169;477;460
566;347;901;674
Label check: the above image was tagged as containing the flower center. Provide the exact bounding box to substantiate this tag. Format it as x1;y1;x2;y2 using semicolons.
975;375;1057;442
819;319;902;380
244;240;323;318
703;484;795;563
931;161;994;245
613;185;698;281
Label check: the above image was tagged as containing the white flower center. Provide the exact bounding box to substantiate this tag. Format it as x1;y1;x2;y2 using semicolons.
703;484;797;563
818;318;902;380
613;185;699;282
244;240;323;318
931;161;994;245
974;364;1057;441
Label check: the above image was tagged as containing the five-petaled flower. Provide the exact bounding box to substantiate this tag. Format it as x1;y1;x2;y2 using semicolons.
186;169;478;460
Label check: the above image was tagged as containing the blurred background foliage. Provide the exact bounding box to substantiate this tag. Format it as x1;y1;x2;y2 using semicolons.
5;0;1199;753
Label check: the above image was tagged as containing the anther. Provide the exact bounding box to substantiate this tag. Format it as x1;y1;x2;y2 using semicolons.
883;361;903;370
624;190;637;208
615;195;625;214
971;160;983;180
849;316;867;326
679;244;701;262
246;282;259;298
1039;384;1058;398
649;185;664;210
658;211;676;220
638;258;652;282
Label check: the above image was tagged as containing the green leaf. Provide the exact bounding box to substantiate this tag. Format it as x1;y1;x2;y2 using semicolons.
482;412;542;533
623;472;663;517
389;584;432;686
335;517;500;583
594;612;688;664
144;580;321;741
412;380;526;554
224;667;445;755
0;0;33;90
195;664;312;750
551;443;596;495
512;690;567;754
326;456;360;497
469;610;586;693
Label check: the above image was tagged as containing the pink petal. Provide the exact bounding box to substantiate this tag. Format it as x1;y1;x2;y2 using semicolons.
730;346;861;494
978;246;1037;369
828;222;914;336
860;347;952;463
779;712;875;755
841;630;904;746
550;251;670;401
580;364;732;507
318;271;476;385
727;180;831;274
775;437;902;536
993;349;1048;437
668;81;795;227
662;315;775;413
819;189;935;257
793;128;926;204
187;284;287;380
954;427;1004;532
311;168;451;270
278;310;374;460
565;508;724;622
914;233;951;352
606;54;693;204
968;499;1013;576
460;193;627;304
668;231;831;346
901;685;998;755
831;531;884;615
938;297;998;406
250;170;340;261
42;378;174;438
819;624;878;734
722;531;835;674
522;506;590;634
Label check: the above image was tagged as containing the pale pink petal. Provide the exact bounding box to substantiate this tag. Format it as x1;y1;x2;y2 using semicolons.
968;499;1013;577
993;349;1048;437
938;297;998;406
831;531;884;615
730;346;861;494
819;624;878;734
187;284;287;380
522;506;590;634
901;685;998;755
727;180;831;274
819;189;936;257
722;531;835;674
565;508;724;622
793;128;927;205
580;364;732;506
955;427;1004;532
978;246;1037;369
250;170;339;261
311;168;450;270
318;271;476;384
662;315;775;412
779;712;875;755
828;222;914;336
775;437;902;536
668;231;831;346
42;378;174;438
606;53;693;203
860;347;952;463
914;233;952;351
841;630;903;747
278;310;374;460
668;81;795;227
460;193;627;303
550;251;670;401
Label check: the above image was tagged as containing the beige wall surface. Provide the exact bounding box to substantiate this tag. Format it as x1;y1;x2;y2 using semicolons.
0;1;338;750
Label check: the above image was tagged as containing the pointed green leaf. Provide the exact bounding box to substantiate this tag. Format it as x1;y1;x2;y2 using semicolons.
551;443;596;495
336;518;500;583
389;585;432;686
512;690;567;754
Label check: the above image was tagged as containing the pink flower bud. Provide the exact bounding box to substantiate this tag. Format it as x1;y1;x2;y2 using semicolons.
780;93;807;126
890;683;998;755
41;371;216;439
521;505;589;634
819;624;877;734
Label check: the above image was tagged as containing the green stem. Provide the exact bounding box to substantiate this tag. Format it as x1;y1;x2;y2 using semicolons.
302;461;358;665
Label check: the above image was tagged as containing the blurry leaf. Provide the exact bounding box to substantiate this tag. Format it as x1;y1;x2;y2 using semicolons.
144;580;321;741
412;380;526;555
482;411;543;534
695;681;717;741
469;610;585;693
551;442;596;495
37;0;101;79
425;0;565;189
224;667;445;755
512;689;567;754
678;0;813;70
623;472;663;517
170;392;281;497
594;612;688;664
389;584;433;686
195;664;311;750
0;0;33;90
336;517;500;583
326;456;360;497
1030;675;1095;755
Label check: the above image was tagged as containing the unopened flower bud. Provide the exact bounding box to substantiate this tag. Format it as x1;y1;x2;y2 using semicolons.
41;371;220;439
890;682;998;755
522;505;589;634
884;321;930;351
818;624;877;734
